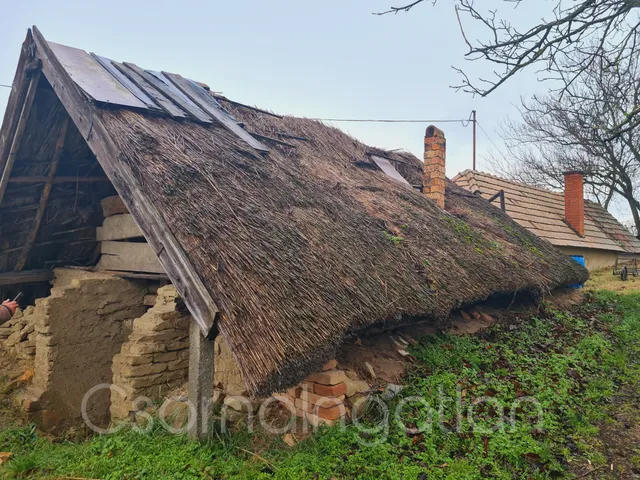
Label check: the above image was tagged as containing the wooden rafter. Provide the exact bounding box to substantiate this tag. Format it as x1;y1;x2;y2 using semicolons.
0;70;42;205
8;176;109;184
14;117;70;271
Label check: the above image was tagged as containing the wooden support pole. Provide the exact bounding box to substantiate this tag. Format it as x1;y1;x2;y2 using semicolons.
0;70;41;206
14;117;70;271
188;321;216;440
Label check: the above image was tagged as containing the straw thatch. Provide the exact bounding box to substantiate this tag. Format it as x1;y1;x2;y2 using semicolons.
96;99;587;395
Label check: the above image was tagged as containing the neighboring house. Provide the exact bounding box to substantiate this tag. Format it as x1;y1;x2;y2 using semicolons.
453;170;640;271
0;27;587;406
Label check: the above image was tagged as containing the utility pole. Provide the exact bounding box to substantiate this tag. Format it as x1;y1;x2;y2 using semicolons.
472;110;477;171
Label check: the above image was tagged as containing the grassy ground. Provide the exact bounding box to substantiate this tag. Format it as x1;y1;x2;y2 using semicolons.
585;266;640;293
1;289;640;479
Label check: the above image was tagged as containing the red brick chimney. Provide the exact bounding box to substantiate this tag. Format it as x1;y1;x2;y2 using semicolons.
564;171;585;236
424;125;446;208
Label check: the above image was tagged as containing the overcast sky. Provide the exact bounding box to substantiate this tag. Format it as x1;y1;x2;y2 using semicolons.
1;1;631;221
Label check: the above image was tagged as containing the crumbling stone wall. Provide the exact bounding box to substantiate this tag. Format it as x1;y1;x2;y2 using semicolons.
110;285;246;421
30;268;146;431
110;286;190;420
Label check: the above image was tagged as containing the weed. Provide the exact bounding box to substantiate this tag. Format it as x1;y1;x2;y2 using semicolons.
383;231;404;246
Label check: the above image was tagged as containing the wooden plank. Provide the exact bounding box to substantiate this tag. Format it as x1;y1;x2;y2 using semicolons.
14;117;70;272
0;33;34;175
91;54;160;110
101;195;128;217
146;70;212;123
8;176;110;183
33;25;219;336
0;70;41;205
48;42;147;109
0;269;53;286
111;62;188;119
163;72;269;153
97;241;164;273
96;213;143;241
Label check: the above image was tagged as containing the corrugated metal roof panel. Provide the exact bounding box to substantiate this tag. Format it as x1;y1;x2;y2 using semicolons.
46;42;269;154
49;42;147;109
370;155;412;188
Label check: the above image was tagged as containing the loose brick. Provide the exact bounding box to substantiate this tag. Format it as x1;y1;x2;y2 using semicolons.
314;382;347;397
316;404;347;421
321;359;338;371
300;391;344;407
305;370;347;386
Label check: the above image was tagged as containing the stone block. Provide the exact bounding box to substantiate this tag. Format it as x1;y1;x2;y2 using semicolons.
113;353;153;367
153;351;180;363
167;359;189;371
305;370;347;386
344;378;369;397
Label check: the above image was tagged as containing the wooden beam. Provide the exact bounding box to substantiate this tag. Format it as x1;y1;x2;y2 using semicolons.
8;176;109;184
32;26;219;336
0;70;42;206
0;269;53;286
14;117;70;271
0;32;35;175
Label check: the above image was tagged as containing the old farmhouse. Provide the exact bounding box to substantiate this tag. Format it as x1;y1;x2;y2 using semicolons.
453;170;640;271
0;27;587;434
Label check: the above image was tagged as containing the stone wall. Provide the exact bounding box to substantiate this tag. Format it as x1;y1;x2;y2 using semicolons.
29;268;146;432
110;285;246;421
110;286;190;420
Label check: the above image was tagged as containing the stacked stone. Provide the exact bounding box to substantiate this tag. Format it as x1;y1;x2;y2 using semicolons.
110;286;190;420
274;360;370;427
0;307;38;359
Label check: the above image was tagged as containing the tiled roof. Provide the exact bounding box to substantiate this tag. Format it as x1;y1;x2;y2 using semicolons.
452;170;640;253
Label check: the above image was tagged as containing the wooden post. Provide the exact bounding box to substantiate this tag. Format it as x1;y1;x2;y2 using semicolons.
0;70;41;205
188;321;216;440
14;116;69;271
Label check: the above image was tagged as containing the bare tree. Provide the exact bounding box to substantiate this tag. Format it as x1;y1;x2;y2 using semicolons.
376;0;640;136
492;38;640;236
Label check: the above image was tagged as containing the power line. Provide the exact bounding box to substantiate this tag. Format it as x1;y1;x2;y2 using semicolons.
0;84;11;89
476;120;506;157
311;118;472;124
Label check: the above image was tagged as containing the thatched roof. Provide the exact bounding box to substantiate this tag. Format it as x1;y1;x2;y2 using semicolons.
0;28;588;395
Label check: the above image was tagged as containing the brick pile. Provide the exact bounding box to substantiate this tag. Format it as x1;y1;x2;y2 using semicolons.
273;360;370;426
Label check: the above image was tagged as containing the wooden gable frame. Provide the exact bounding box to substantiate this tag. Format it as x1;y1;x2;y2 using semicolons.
0;27;218;336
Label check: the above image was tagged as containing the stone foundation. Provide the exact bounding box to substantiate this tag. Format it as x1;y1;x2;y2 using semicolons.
28;268;146;432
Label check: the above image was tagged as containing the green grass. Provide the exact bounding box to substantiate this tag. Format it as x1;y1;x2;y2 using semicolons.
1;290;640;479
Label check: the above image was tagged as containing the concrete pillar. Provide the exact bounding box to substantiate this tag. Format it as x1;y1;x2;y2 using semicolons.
187;321;215;440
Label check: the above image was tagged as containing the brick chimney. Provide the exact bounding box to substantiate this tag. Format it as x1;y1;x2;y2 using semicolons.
424;125;446;208
564;171;585;236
